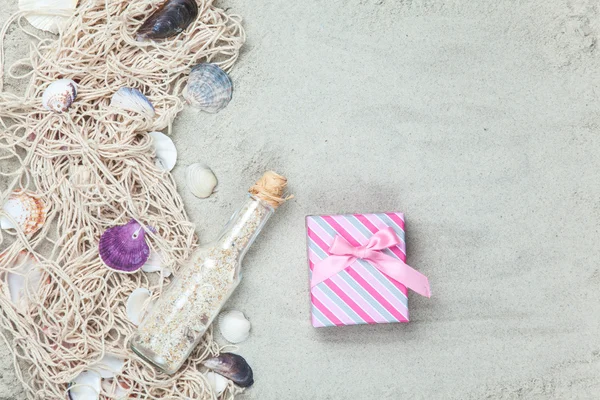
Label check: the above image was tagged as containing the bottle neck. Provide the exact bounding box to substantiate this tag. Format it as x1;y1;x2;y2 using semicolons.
216;194;274;260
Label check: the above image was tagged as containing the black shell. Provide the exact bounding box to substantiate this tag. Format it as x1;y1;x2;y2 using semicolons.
202;353;254;388
136;0;199;41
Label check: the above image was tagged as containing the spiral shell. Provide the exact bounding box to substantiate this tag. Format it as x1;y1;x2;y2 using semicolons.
183;64;233;113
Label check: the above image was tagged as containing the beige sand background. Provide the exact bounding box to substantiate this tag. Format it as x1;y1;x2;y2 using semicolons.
2;0;600;399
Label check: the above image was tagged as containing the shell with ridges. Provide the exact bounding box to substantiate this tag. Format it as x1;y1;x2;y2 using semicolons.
18;0;79;34
42;79;77;113
183;63;233;113
110;87;155;117
149;131;177;171
1;190;47;235
186;163;217;198
218;310;251;344
126;288;152;326
99;219;150;273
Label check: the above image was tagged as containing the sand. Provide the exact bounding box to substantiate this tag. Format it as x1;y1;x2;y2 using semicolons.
1;0;600;398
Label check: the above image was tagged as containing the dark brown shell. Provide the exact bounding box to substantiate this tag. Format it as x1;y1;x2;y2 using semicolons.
136;0;199;41
202;353;254;388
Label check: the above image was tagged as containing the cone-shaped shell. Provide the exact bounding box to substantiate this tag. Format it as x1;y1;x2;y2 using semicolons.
183;64;233;113
136;0;198;41
99;219;150;273
1;190;47;235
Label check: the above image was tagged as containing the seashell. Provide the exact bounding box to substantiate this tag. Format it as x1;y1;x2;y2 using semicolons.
5;252;42;311
186;163;217;199
183;64;233;113
136;0;198;41
110;87;155;117
68;370;101;400
1;190;47;235
90;354;125;379
149;131;177;171
141;251;172;278
206;371;228;396
42;79;77;113
101;379;128;399
126;288;152;326
99;219;150;273
18;0;79;34
218;310;251;344
202;353;254;388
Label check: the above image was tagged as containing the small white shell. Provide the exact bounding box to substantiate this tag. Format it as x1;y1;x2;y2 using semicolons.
42;79;77;113
5;252;42;311
18;0;79;34
149;131;177;172
126;288;152;326
110;88;155;117
90;354;125;379
206;371;228;396
218;310;251;344
141;251;172;278
68;370;101;400
1;190;47;235
101;379;128;399
186;163;217;199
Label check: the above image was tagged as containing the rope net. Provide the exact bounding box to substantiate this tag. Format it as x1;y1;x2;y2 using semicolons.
0;0;245;398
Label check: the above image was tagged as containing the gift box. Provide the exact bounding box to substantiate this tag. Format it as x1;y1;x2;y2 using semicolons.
306;212;430;327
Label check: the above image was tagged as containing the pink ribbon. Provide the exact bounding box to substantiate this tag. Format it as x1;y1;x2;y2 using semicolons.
311;227;431;298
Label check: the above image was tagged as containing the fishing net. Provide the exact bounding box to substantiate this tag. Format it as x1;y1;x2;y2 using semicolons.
0;0;245;398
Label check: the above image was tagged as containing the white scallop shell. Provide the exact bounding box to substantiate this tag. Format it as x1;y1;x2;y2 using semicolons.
101;379;128;399
5;252;42;311
186;163;217;199
1;190;47;235
18;0;79;34
68;370;101;400
126;288;152;326
110;88;155;117
206;371;228;396
183;63;233;113
90;354;125;379
42;79;77;113
141;251;172;278
148;131;177;172
218;310;251;344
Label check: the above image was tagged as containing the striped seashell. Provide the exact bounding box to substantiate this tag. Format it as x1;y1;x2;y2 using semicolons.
183;63;233;113
0;190;47;235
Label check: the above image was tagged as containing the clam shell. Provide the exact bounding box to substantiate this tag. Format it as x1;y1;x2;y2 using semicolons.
126;288;152;326
5;252;42;311
186;163;217;199
42;79;77;113
149;131;177;172
218;310;251;344
110;87;155;117
141;251;172;278
90;354;125;379
1;190;47;235
68;370;101;400
206;371;229;396
136;0;198;41
202;353;254;388
99;219;150;273
183;64;233;113
18;0;79;34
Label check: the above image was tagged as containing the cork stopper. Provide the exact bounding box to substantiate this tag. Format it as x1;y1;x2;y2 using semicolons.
248;171;290;209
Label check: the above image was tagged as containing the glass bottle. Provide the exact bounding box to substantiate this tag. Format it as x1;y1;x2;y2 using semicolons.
130;172;288;374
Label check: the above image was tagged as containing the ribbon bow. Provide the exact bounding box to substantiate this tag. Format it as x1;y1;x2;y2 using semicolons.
311;227;431;298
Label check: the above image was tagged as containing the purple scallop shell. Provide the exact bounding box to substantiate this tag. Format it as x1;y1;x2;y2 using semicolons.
99;219;150;273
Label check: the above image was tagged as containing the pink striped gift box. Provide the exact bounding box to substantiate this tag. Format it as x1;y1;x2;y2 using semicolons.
306;212;410;327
